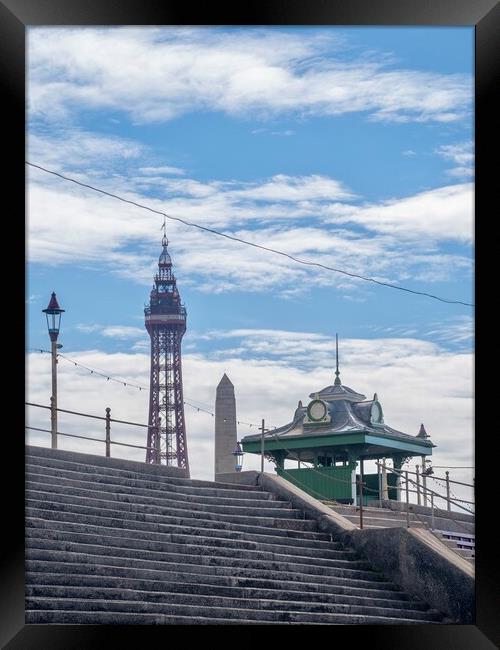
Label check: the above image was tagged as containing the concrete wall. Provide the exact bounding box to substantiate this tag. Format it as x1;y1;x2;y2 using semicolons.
216;470;260;486
342;526;474;624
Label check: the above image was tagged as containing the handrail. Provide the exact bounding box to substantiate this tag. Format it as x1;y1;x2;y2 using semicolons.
26;401;162;462
25;425;159;452
376;461;474;516
372;459;474;489
398;481;474;505
26;402;153;428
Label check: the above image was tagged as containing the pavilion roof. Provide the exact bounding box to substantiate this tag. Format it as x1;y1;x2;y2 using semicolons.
242;383;434;450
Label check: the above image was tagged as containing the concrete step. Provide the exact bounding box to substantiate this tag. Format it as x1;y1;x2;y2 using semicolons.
26;481;324;536
328;509;424;529
436;538;474;561
26;529;351;562
25;573;422;608
25;453;266;496
26;506;336;554
26;532;360;567
25;488;301;521
360;504;475;535
25;597;442;624
25;609;288;624
25;473;290;511
408;517;474;536
24;585;436;620
25;609;433;625
25;478;294;519
26;514;334;557
26;503;332;550
25;497;328;544
26;554;388;587
26;565;403;600
25;526;393;589
25;543;371;576
25;447;446;625
25;524;341;559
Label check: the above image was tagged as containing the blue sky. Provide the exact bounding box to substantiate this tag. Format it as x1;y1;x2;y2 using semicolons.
26;27;474;502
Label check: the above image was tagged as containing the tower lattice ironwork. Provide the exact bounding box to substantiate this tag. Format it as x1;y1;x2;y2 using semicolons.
145;232;189;473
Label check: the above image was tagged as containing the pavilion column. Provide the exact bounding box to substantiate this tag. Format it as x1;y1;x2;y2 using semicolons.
381;458;389;500
347;452;358;505
393;455;405;501
273;451;285;471
359;458;365;507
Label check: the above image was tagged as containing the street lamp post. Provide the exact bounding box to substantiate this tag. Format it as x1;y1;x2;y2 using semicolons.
42;292;64;449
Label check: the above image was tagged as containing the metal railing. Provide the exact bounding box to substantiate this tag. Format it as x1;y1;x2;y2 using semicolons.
26;401;159;460
375;461;474;532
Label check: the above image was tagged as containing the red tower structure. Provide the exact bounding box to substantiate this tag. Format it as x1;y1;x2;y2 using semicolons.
145;233;189;473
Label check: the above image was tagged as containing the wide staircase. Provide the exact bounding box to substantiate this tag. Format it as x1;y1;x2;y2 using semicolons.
25;446;446;625
323;502;475;563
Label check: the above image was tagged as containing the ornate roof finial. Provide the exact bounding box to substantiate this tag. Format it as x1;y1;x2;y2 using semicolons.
161;217;168;248
334;333;341;385
417;423;430;439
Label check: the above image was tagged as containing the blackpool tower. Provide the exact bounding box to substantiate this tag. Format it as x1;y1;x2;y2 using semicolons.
144;230;189;473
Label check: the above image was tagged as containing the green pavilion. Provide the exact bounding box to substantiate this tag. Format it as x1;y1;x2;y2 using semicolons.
241;339;435;504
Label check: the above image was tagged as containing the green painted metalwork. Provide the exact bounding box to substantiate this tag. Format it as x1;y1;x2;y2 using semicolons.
242;432;365;453
274;466;399;504
364;434;431;456
242;432;431;458
277;465;356;502
361;472;398;504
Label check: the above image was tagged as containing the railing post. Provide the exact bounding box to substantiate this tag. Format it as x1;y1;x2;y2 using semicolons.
422;456;428;507
359;479;364;529
50;339;58;449
445;471;451;511
415;464;421;506
105;407;111;458
377;460;382;507
260;418;265;473
405;471;410;528
50;396;57;449
430;493;435;530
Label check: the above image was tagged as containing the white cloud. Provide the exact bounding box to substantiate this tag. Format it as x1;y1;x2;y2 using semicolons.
227;174;354;202
435;141;474;179
26;333;473;505
138;166;186;176
75;323;147;340
101;326;145;339
28;28;472;125
75;323;102;333
29;129;144;172
326;183;474;243
424;315;474;347
26;166;472;296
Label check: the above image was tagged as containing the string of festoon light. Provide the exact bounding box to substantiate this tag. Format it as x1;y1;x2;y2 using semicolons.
27;348;278;431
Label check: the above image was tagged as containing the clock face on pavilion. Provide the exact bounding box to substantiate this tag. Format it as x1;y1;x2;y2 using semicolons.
370;401;384;424
307;399;328;422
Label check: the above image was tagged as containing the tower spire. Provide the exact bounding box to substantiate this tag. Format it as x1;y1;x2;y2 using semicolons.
161;217;168;247
334;333;341;385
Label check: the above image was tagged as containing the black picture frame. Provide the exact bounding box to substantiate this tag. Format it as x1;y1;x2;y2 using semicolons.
3;0;498;646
